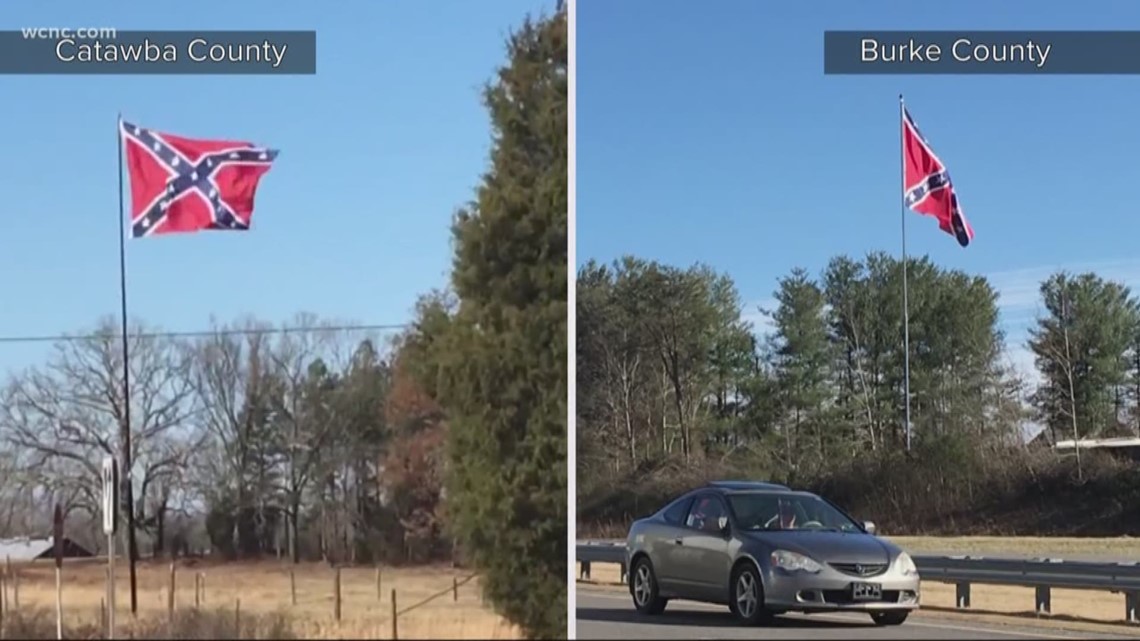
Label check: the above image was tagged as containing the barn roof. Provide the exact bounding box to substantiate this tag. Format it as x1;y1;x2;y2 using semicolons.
0;537;55;561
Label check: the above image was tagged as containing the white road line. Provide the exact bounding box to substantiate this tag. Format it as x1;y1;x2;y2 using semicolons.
577;592;1088;639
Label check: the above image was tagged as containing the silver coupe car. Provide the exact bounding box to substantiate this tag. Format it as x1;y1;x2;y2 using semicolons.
625;481;920;626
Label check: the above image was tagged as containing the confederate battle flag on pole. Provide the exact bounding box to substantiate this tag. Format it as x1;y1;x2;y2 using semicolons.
898;96;974;452
111;119;279;605
901;102;974;248
119;118;278;237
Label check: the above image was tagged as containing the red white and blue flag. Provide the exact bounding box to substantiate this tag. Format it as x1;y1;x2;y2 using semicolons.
120;120;278;237
901;106;973;247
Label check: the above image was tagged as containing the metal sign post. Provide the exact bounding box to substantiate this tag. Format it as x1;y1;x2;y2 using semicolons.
102;457;118;640
52;504;63;640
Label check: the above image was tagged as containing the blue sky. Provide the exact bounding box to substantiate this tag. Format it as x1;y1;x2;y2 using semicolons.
1;0;548;372
577;0;1140;393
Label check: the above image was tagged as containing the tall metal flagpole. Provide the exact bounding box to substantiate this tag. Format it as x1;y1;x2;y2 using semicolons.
115;114;140;614
898;95;912;452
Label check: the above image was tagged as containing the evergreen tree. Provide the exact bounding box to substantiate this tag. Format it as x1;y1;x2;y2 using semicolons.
435;7;567;638
1030;272;1140;441
769;268;833;474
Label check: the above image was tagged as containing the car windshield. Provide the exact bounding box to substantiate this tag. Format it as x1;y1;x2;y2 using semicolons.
727;493;862;532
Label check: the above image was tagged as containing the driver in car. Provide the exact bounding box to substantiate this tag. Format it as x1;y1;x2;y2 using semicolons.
779;501;797;528
687;498;710;530
764;500;801;529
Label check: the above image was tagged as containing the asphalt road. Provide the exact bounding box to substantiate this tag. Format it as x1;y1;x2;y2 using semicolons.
576;590;1140;640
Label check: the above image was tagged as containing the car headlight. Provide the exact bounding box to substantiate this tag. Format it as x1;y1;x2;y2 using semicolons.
895;552;918;576
770;549;822;573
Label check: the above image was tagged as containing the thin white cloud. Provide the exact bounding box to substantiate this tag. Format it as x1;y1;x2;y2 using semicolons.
1003;342;1041;387
742;297;778;335
990;258;1140;322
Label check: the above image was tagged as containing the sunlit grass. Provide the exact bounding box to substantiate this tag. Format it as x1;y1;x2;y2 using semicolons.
3;558;519;639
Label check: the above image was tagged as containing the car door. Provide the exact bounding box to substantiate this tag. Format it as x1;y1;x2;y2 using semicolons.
676;493;734;602
651;496;693;592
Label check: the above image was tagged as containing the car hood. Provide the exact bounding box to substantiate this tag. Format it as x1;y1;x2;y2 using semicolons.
742;530;897;564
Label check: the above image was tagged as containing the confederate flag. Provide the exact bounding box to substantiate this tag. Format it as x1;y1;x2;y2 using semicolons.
120;119;278;237
901;106;974;247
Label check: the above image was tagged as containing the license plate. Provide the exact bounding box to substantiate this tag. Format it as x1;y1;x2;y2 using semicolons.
850;582;882;601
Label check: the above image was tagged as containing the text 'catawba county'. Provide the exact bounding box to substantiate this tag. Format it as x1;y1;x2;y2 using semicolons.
55;38;289;68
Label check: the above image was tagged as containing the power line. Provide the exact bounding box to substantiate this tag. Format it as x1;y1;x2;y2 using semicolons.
0;322;410;345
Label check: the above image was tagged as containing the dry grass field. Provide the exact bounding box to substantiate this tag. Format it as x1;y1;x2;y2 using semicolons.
576;536;1140;630
2;557;519;639
887;535;1140;558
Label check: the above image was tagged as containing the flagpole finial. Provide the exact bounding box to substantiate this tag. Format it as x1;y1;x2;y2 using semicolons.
898;94;904;103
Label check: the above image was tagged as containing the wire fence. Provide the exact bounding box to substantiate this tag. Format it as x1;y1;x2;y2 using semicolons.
0;560;487;640
396;573;477;617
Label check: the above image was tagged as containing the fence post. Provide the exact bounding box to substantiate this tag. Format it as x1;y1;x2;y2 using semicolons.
200;573;206;604
194;573;200;609
453;577;458;602
375;567;381;602
1126;591;1139;624
3;557;11;611
168;562;176;617
11;570;17;609
390;588;397;640
0;575;5;640
334;567;342;622
290;570;297;606
100;598;106;633
234;598;241;637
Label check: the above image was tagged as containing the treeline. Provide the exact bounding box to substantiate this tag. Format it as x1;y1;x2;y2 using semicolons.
0;314;448;566
577;253;1140;536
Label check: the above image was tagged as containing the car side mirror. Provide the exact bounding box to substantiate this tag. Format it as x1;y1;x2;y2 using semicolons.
863;521;877;535
717;516;730;535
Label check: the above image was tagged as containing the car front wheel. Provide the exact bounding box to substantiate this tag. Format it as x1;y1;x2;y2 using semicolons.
729;563;774;626
870;610;909;626
630;557;667;615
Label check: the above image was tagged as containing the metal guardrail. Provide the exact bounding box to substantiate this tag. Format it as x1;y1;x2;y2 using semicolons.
576;540;1140;624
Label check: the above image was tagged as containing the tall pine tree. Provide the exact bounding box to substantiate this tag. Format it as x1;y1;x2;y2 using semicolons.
436;6;567;639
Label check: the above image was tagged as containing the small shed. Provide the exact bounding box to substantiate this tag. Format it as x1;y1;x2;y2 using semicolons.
0;537;94;562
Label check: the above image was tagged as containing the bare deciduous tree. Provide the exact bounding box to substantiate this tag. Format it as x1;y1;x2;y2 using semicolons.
0;318;198;546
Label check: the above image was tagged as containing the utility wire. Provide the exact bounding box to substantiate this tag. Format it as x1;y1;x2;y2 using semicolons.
0;322;409;345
